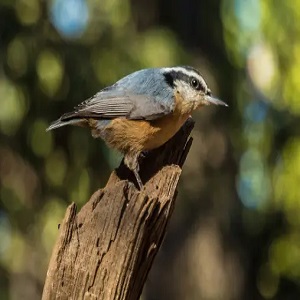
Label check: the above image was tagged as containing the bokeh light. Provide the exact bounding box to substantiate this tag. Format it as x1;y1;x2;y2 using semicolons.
36;50;64;97
15;0;41;25
0;80;28;135
50;0;89;38
0;211;11;256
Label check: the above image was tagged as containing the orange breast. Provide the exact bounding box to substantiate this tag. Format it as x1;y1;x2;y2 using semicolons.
100;111;189;154
144;112;190;149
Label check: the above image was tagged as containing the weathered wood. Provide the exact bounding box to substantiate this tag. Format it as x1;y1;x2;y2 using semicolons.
42;118;194;300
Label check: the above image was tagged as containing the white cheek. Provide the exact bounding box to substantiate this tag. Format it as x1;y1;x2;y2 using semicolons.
175;80;200;102
181;83;195;100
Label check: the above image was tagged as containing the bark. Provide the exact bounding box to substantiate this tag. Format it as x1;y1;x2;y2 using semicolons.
42;118;194;300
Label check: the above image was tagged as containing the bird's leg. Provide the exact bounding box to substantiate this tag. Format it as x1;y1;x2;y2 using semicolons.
124;153;143;190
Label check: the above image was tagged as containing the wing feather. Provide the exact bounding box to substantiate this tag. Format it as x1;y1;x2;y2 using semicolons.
61;88;174;122
48;68;176;131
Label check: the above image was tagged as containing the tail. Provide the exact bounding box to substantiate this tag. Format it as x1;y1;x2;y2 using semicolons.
46;118;82;131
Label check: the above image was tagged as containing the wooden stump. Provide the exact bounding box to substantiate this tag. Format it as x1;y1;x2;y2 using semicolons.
42;118;194;300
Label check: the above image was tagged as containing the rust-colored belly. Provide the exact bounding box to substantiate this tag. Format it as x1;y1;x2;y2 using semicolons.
144;113;189;149
99;112;189;153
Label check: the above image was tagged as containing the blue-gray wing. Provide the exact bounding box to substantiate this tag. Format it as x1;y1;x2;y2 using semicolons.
43;68;176;133
64;89;173;121
60;68;175;122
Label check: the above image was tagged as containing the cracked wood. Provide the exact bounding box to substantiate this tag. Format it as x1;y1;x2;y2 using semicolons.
42;118;194;300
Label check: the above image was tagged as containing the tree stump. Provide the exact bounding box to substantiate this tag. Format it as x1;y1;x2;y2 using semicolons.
42;118;194;300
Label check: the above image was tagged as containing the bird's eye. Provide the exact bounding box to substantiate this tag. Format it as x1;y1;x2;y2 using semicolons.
190;77;201;90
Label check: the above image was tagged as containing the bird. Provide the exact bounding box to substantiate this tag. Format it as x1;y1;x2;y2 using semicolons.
47;66;227;189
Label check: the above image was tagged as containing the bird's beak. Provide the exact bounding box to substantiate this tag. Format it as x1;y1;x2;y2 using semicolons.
203;95;228;107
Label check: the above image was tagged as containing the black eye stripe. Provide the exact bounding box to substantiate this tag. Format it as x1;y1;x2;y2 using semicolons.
163;72;175;88
164;70;205;92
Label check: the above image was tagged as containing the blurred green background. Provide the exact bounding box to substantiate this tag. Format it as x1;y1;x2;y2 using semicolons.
0;0;300;299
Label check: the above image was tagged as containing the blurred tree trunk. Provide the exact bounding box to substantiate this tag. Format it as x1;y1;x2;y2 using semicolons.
42;119;194;300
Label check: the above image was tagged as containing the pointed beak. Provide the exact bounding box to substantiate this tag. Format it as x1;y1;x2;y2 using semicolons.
203;95;228;107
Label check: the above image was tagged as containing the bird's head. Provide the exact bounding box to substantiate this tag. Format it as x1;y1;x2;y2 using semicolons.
161;66;227;114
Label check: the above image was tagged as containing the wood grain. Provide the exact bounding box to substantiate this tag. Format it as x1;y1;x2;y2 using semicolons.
42;118;194;300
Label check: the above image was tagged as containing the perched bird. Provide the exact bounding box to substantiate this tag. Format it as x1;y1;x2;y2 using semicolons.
47;66;227;189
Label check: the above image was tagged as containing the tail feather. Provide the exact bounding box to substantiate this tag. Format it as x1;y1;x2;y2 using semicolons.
46;118;82;131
